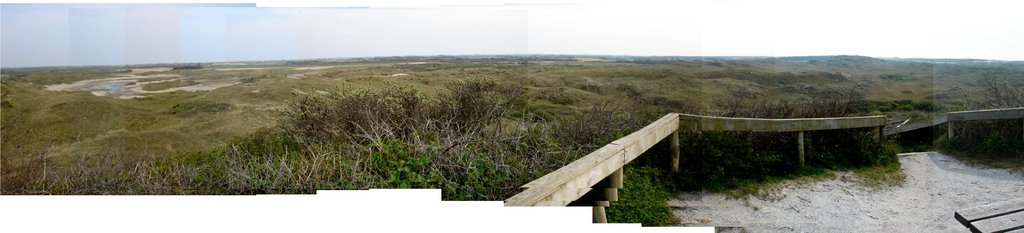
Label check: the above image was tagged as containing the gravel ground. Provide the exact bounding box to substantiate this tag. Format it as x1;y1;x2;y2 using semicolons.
671;152;1024;232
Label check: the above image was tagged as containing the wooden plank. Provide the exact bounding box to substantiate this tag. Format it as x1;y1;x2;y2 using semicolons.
678;114;886;132
522;113;676;190
521;159;624;206
679;115;701;131
520;143;624;188
539;150;625;205
610;113;677;146
515;148;627;206
957;198;1024;225
970;209;1024;233
508;114;679;206
889;114;948;135
949;107;1024;121
505;186;558;206
621;114;679;164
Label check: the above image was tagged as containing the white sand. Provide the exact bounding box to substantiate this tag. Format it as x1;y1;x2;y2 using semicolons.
672;152;1024;232
214;68;265;71
293;66;337;71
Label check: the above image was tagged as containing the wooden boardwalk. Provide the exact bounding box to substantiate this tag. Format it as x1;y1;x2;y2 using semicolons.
886;107;1024;138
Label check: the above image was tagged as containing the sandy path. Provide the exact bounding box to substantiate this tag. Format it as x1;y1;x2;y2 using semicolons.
671;152;1024;232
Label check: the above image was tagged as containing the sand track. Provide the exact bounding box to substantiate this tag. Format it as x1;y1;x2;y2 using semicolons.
672;152;1024;232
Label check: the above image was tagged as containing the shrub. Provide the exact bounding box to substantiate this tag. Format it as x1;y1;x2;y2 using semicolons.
676;87;897;191
167;101;232;116
606;166;677;226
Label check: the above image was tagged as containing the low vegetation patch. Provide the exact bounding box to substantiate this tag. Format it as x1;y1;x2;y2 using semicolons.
142;79;197;91
902;77;1024;173
167;101;232;116
672;87;901;195
16;79;655;201
937;119;1024;173
606;166;678;226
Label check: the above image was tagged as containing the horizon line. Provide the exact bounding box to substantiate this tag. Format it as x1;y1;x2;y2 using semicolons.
2;53;1020;69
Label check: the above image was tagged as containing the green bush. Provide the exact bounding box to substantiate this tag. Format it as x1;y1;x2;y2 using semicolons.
939;119;1024;169
673;129;896;192
167;101;232;116
606;166;677;226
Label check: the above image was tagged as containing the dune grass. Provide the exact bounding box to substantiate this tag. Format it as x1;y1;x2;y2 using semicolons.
2;56;1021;225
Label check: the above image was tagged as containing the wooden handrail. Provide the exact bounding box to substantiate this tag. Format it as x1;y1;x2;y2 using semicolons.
506;113;679;207
948;107;1024;121
678;114;887;132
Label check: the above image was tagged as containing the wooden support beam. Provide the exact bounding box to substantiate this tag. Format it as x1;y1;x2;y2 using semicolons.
949;121;956;140
603;188;618;202
878;126;884;143
593;206;607;223
670;130;680;174
588;170;618;223
609;168;623;188
797;131;805;167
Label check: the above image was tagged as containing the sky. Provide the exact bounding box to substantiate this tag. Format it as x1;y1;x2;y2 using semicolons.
2;0;1023;68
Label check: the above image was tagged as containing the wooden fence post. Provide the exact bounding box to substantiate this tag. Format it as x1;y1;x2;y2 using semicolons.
878;126;884;143
587;169;623;224
797;131;805;167
670;130;680;174
593;206;607;223
948;121;956;140
605;168;623;202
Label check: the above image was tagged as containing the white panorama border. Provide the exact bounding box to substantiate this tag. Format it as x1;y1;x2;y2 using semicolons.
0;189;714;233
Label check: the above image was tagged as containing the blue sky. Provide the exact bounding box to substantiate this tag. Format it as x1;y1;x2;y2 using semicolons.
2;1;1023;67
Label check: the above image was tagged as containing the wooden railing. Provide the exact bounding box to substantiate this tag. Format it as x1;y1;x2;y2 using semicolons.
947;107;1024;140
504;113;888;222
504;107;1023;223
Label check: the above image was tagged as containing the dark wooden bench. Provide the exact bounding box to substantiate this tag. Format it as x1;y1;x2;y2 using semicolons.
955;198;1024;233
